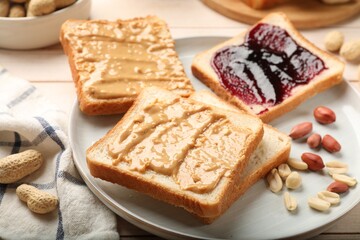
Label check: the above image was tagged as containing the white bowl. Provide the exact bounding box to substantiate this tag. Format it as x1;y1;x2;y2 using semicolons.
0;0;91;50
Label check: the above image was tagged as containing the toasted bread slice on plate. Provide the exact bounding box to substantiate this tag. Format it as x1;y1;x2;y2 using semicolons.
192;12;344;123
86;87;264;222
60;16;194;115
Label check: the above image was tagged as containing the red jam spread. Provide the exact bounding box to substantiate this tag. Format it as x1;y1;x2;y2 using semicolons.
211;23;327;114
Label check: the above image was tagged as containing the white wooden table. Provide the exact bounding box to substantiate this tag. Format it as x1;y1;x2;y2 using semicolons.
1;0;359;239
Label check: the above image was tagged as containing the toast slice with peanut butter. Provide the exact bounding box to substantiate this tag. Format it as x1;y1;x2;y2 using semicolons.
189;90;291;223
86;87;264;222
60;16;194;115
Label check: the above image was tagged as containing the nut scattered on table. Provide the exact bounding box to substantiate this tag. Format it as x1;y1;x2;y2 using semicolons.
285;171;302;190
0;149;43;184
307;133;322;149
324;30;344;52
326;160;348;176
322;134;341;153
278;163;291;180
327;181;349;193
313;106;336;124
340;40;360;62
301;153;325;171
266;168;283;193
308;196;331;211
289;122;313;139
284;192;297;211
16;184;58;214
332;174;357;187
317;191;340;205
287;157;308;171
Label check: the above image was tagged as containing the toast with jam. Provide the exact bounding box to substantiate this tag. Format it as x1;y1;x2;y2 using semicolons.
191;12;344;123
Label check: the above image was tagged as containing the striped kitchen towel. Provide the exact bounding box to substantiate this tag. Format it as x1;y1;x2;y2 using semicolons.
0;67;119;240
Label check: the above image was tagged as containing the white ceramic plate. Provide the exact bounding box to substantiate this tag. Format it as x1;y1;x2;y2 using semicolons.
69;37;360;239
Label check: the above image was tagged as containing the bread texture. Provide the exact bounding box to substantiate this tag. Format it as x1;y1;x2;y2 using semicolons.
86;87;264;221
191;12;345;123
60;16;194;115
189;90;291;223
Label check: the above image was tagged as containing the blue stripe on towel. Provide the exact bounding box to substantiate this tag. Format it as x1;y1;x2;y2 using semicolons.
11;132;22;154
0;126;61;148
34;117;65;239
56;208;64;240
35;117;65;150
0;184;6;205
7;86;36;108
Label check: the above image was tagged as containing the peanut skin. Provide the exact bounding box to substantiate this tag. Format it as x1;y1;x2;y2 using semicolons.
9;4;25;17
0;150;43;184
0;0;10;17
27;0;56;16
55;0;76;9
16;184;58;214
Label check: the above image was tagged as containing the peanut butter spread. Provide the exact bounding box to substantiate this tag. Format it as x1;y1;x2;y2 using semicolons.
107;94;251;194
63;16;193;99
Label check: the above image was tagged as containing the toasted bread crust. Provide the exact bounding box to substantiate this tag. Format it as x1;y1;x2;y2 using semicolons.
191;12;344;123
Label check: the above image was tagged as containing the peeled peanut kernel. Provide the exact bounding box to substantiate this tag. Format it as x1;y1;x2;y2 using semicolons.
301;153;325;171
266;168;283;193
326;160;348;175
285;171;302;189
324;31;344;52
313;106;336;124
340;40;360;62
278;163;291;180
284;192;297;211
307;133;322;148
332;174;357;187
328;167;348;176
0;150;43;184
287;157;308;171
327;181;349;193
326;160;348;168
16;184;58;214
289;122;312;139
317;191;340;205
308;197;331;211
322;134;341;153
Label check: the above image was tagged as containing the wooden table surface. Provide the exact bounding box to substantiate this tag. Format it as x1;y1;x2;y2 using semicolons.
1;0;360;239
